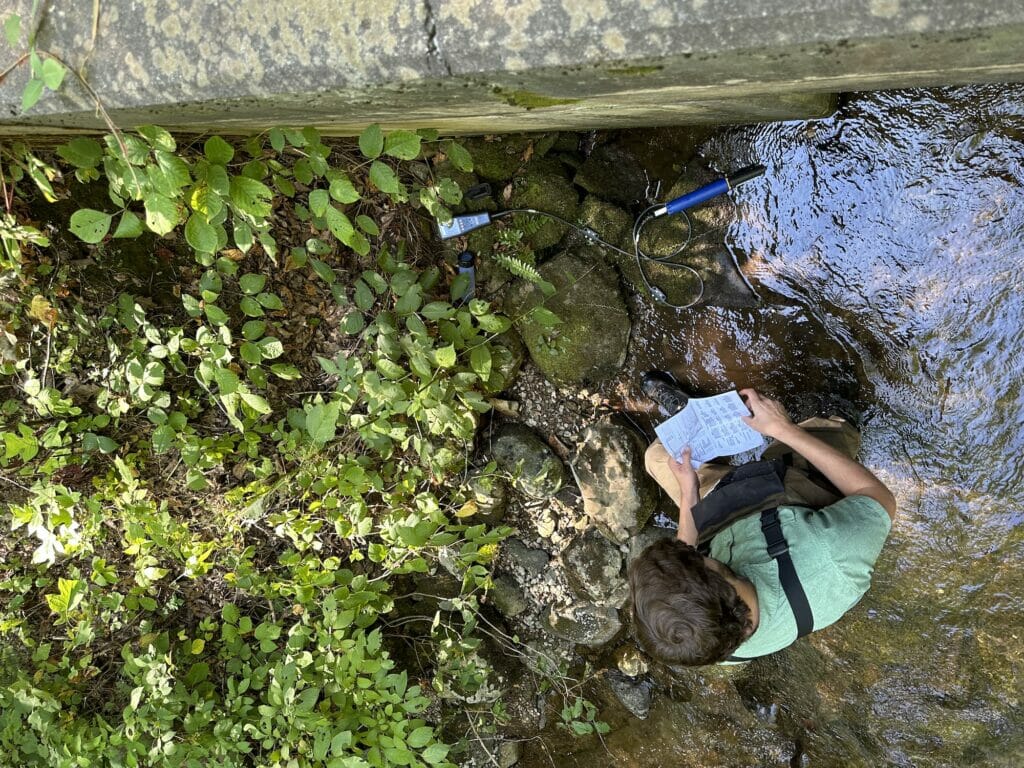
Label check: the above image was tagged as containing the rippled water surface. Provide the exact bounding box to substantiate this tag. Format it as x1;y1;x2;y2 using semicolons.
522;85;1024;767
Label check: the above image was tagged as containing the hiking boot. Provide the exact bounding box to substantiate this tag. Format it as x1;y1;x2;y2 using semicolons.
640;370;690;418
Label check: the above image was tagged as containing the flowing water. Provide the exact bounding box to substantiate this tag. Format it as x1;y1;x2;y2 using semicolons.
520;85;1024;767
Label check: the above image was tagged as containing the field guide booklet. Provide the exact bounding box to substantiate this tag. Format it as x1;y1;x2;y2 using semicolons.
654;390;764;468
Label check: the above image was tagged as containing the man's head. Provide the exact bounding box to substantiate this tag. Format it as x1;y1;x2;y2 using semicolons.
629;538;756;666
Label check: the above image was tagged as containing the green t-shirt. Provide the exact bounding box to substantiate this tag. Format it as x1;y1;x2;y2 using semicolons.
710;494;892;661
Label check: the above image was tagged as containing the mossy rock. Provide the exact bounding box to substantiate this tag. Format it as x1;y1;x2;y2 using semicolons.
578;195;633;251
491;423;566;499
462;136;532;181
508;158;579;251
504;248;630;386
433;159;493;213
573;143;650;207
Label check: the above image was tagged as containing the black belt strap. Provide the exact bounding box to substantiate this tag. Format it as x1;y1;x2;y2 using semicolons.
727;508;814;662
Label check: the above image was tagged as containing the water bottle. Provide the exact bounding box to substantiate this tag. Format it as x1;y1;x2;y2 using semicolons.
455;250;476;305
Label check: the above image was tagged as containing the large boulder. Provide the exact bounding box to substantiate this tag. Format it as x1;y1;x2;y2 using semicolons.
545;602;622;648
562;527;629;608
571;420;658;543
491;423;566;498
504;248;631;386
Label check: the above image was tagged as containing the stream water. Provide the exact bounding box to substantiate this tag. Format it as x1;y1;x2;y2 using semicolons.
520;85;1024;766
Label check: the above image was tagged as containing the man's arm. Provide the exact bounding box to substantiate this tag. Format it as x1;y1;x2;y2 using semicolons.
669;446;700;545
740;389;897;521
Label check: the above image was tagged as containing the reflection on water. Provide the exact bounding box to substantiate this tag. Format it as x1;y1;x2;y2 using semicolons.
523;85;1024;767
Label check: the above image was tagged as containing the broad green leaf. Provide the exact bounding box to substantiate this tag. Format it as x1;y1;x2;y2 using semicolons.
185;213;218;253
214;367;239;394
239;389;271;414
242;320;266;340
234;220;254;253
358;123;383;159
240;342;262;364
112;210;144;238
69;209;112;243
240;296;264;317
204;304;229;325
353;279;374;311
155;150;191;191
438;177;462;205
136;125;176;151
308;188;329;217
407;726;433;748
434;344;457;368
4;14;20;47
421;301;454;321
268;127;285;152
342;312;364;334
57;137;103;169
305;400;341;444
144;193;179;235
383;130;422;160
40;58;65;90
356;215;380;236
204;135;234;165
324;205;354;242
445;140;473;172
369;161;401;195
270;363;301;380
21;78;43;111
470;345;491;377
229;175;273;219
421;743;449;765
328;175;360;203
239;273;267;295
528;306;562;327
152;424;175;453
257;337;283;359
256;292;283;310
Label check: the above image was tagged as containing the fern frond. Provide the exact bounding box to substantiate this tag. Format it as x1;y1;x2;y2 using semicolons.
492;252;544;284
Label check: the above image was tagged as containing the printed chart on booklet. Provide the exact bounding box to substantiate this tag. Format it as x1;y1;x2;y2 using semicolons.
654;391;764;467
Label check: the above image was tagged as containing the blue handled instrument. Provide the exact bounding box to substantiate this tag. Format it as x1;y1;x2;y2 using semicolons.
654;164;766;218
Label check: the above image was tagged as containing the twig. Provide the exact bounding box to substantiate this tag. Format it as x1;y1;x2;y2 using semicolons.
464;713;501;768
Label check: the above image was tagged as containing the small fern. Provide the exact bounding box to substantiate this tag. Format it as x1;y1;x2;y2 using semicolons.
493;251;544;283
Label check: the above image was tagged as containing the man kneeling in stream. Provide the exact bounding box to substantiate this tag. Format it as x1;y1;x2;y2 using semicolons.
629;381;896;665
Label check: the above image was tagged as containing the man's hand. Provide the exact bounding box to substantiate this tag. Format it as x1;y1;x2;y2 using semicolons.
739;388;795;440
668;446;698;495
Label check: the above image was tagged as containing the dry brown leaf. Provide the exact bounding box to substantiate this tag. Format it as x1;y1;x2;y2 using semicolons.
28;295;58;329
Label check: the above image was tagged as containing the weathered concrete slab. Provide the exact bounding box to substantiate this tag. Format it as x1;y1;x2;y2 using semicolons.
0;1;1022;135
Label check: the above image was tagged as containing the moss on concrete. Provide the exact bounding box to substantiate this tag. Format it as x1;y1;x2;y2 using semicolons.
497;89;582;109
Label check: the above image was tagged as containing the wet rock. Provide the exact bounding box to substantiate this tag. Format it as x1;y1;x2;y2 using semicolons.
468;471;510;526
491;423;566;498
508;158;579;251
463;135;532;181
627;522;677;567
504;248;631;386
490;330;526;392
562;527;629;607
545;602;622;648
577;195;633;251
489;575;529;618
503;537;550;575
574;143;650;207
571;420;658;544
615;645;649;677
605;670;655;720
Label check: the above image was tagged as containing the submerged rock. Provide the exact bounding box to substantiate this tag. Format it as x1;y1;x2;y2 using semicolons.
605;670;655;720
577;195;633;251
562;527;629;607
545;602;622;648
508;158;579;251
571;420;658;543
504;248;631;386
573;143;650;208
491;423;566;498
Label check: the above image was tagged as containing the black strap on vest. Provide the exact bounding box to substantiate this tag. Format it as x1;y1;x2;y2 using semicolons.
726;508;814;662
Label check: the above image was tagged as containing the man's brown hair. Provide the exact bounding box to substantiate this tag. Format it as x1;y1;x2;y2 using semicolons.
629;538;753;666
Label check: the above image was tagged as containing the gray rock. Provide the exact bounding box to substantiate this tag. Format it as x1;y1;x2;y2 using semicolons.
468;471;510;526
562;528;629;607
605;670;655;720
503;538;550;575
571;420;658;544
498;740;522;768
577;195;633;252
627;522;677;567
489;575;529;618
573;143;650;208
492;423;566;498
545;603;621;648
504;248;631;386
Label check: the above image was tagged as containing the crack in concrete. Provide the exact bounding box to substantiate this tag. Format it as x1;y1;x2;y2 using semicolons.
422;0;453;77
